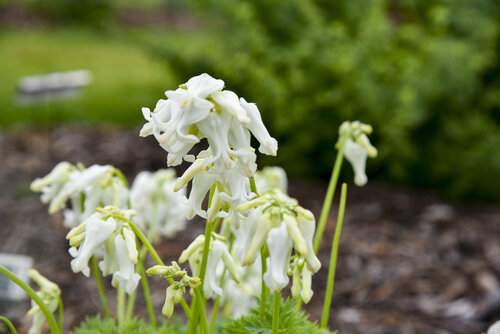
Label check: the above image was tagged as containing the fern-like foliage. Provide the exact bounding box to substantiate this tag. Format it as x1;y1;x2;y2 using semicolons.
73;315;185;334
224;296;335;334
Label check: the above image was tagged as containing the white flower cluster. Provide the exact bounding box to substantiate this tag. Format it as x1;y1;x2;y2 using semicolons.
140;73;278;221
130;169;188;238
31;162;128;228
27;270;60;334
339;121;378;187
179;233;240;298
66;206;140;294
236;189;321;302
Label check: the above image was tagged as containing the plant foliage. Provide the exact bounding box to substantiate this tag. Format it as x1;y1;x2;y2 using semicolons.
149;0;500;201
224;296;334;334
73;315;185;334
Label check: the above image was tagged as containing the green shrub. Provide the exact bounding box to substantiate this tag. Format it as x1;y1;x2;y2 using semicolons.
149;0;500;201
31;0;112;25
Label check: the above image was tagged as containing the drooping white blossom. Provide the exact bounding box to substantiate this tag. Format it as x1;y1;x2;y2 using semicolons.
179;234;240;298
130;169;188;238
140;73;278;220
339;121;377;187
66;206;140;294
236;189;321;294
31;163;129;228
27;270;60;334
263;223;293;292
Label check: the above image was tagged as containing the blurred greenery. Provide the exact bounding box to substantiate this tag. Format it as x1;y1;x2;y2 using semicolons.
145;0;500;201
1;0;500;201
0;28;179;126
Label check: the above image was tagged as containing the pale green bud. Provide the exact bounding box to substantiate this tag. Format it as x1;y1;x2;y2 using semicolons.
69;233;86;248
284;214;308;256
66;222;86;240
244;213;272;266
122;227;138;264
179;235;205;263
237;197;268;212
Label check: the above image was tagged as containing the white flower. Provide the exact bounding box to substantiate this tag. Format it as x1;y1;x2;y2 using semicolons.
140;74;278;220
240;98;278;156
69;213;116;277
339;121;377;187
31;161;75;205
27;270;60;334
32;163;129;228
264;223;292;292
221;251;262;317
179;235;240;299
487;321;500;334
67;207;141;295
343;138;369;187
255;166;288;193
111;233;140;294
130;169;188;238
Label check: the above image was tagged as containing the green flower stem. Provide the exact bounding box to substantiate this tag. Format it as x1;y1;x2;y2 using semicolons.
260;247;269;320
126;210;158;323
139;259;157;329
209;236;233;334
272;291;280;334
209;296;221;334
199;221;213;287
0;315;17;334
117;288;125;328
90;256;111;318
194;288;210;334
321;183;347;329
250;176;258;195
125;289;136;322
313;130;349;254
188;185;217;334
128;220;192;319
0;265;59;334
57;295;63;333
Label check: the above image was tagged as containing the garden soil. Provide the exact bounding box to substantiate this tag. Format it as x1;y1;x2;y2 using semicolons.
1;126;499;334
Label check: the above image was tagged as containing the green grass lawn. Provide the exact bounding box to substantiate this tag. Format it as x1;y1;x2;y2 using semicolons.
0;28;181;127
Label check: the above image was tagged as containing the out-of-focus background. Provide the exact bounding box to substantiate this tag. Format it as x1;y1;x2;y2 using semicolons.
1;1;500;333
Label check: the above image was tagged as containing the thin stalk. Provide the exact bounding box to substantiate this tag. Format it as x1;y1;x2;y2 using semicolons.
313;130;349;254
128;220;192;319
126;210;159;323
193;288;209;334
139;259;157;329
199;221;213;286
209;297;221;334
320;183;347;329
0;315;17;334
272;291;280;334
117;288;125;328
260;248;268;320
249;176;258;195
0;265;59;334
90;256;111;318
57;295;63;333
125;290;136;322
209;236;233;333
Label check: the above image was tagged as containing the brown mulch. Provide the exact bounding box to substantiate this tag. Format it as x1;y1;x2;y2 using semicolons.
1;126;500;334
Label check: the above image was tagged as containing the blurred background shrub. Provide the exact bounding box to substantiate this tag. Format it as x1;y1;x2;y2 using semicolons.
147;0;500;201
1;0;500;201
